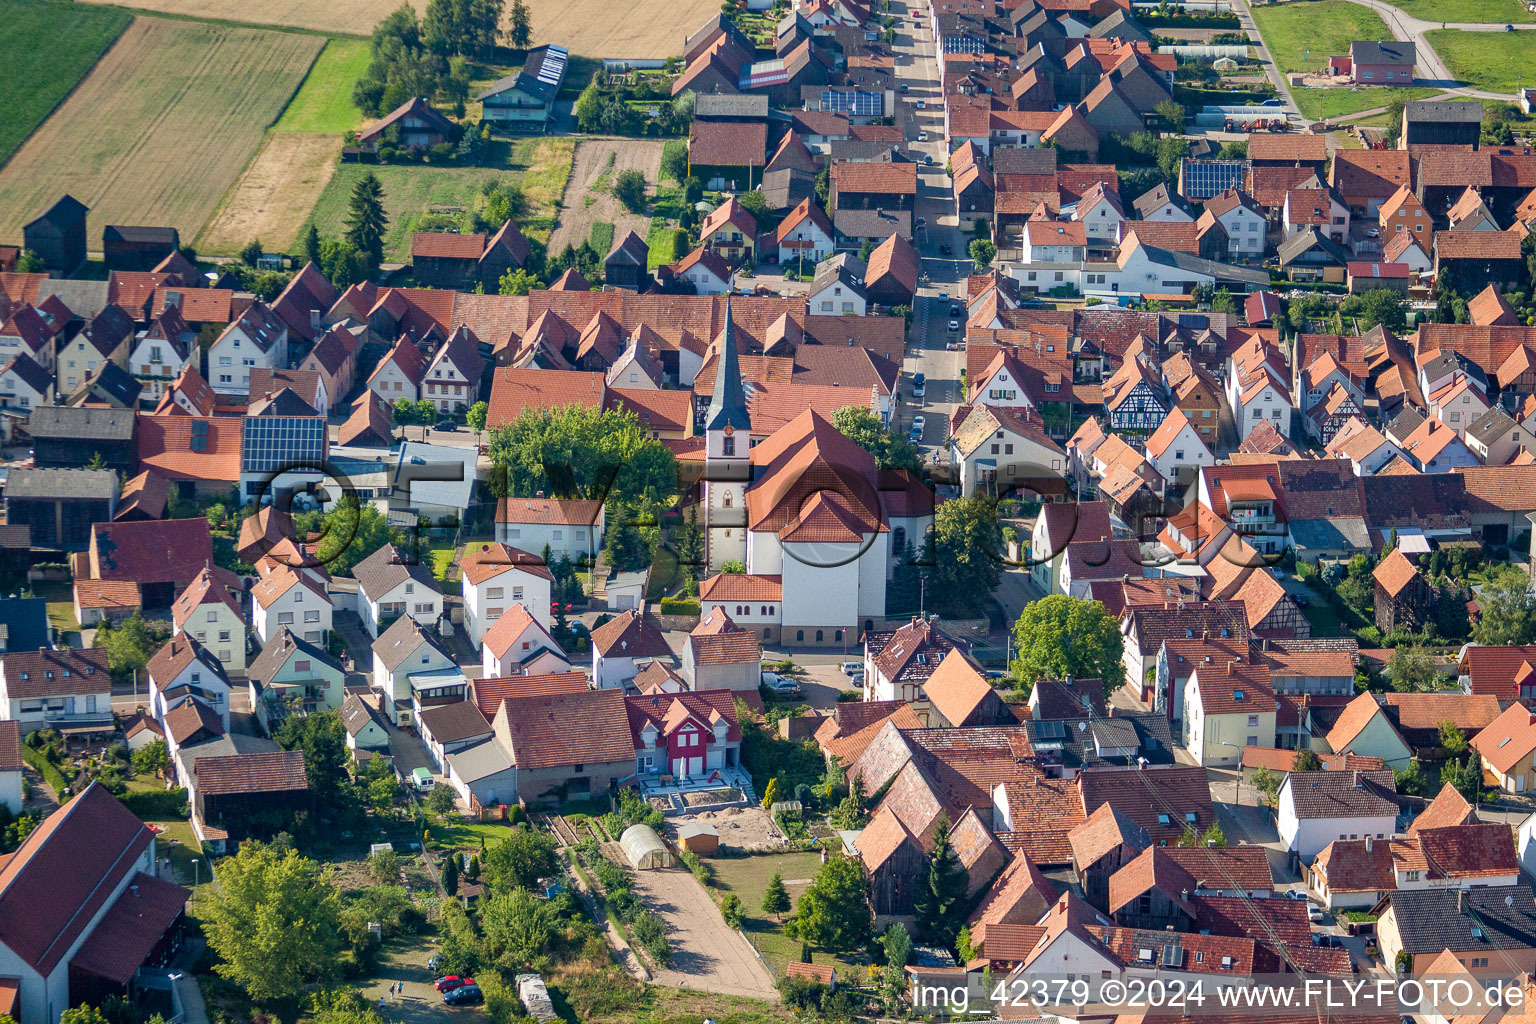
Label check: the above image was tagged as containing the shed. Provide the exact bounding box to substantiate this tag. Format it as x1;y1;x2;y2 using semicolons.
676;822;719;855
620;823;674;869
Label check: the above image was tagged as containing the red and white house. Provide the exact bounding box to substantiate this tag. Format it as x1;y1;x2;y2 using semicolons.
624;689;743;781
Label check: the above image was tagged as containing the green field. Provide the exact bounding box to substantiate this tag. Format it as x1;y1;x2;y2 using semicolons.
710;852;863;977
1394;0;1534;22
1297;84;1442;120
273;37;370;133
1428;28;1536;92
304;136;575;261
0;0;131;168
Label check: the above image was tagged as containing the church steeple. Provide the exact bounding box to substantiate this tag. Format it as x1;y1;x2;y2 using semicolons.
705;296;751;434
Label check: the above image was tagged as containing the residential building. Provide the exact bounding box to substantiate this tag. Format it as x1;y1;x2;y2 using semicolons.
1276;769;1398;862
169;567;246;675
1377;885;1536;977
0;647;112;735
495;496;605;564
352;542;444;637
590;609;672;690
459;541;553;645
206;301;287;397
1471;702;1536;794
371;615;456;726
251;565;332;646
481;605;569;678
247;628;346;729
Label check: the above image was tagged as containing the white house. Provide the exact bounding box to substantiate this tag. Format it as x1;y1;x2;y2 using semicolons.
775;198;837;265
368;334;426;404
169;568;247;676
967;349;1034;411
55;308;132;395
127;308;196;401
495;496;605;564
459;541;554;646
606;340;664;391
1466;408;1536;466
1226;335;1293;440
341;692;391;752
145;634;231;734
1400;416;1479;473
206;300;288;396
0;649;113;734
352;542;444;637
1202;188;1266;259
1276;768;1398;862
481;604;569;677
667;247;731;295
1182;655;1275;767
1282;188;1350;243
251;565;333;646
1326;418;1406;475
1132;184;1193;222
1022;221;1087;264
371;615;456;724
418;699;494;773
1319;691;1414;769
0;353;50;413
1073;183;1125;243
948;403;1067;496
807;261;868;317
590;609;673;689
683;610;762;691
422;327;484;415
0;719;22;814
1143;408;1213;488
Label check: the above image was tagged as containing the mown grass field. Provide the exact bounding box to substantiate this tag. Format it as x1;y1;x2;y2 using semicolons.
1394;0;1534;21
1250;0;1434;119
709;852;866;978
274;36;371;133
1427;28;1536;93
0;17;321;242
303;136;574;262
0;0;131;169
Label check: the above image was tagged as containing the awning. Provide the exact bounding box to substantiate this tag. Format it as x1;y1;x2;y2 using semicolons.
58;718;116;735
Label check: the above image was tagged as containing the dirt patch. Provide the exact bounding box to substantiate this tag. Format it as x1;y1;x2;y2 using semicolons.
0;17;321;244
546;139;664;257
199;132;342;254
79;0;718;58
682;788;743;806
665;806;786;852
627;865;780;1000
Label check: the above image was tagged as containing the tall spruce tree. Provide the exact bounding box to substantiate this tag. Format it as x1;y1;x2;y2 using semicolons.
345;172;388;272
913;814;968;948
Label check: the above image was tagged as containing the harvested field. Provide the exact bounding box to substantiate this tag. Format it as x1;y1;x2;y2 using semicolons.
303;136;573;262
0;17;321;243
547;139;664;258
0;0;131;169
199;132;343;255
78;0;717;58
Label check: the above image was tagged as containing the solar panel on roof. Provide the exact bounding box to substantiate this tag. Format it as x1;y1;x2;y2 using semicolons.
537;46;568;86
1034;720;1066;740
189;420;209;452
1180;159;1246;201
819;89;882;117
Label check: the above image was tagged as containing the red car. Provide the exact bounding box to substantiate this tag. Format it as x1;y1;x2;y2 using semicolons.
434;976;474;993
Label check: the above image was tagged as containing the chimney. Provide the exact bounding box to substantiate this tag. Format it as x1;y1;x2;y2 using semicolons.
535;490;545;499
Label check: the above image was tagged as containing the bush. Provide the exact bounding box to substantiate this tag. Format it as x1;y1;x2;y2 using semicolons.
22;746;72;795
118;787;190;820
836;689;862;702
614;170;647;212
720;893;744;929
680;849;713;886
658;597;700;616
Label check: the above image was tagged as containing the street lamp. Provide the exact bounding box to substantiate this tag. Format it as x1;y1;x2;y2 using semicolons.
1218;742;1242;806
189;858;200;899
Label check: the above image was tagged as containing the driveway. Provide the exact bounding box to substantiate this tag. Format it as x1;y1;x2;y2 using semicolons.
626;865;779;1001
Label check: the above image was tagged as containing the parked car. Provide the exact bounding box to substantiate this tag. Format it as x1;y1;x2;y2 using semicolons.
443;986;484;1006
913;372;926;386
916;216;926;228
411;767;435;793
916;99;926;109
910;414;927;438
945;339;959;350
918;131;928;142
435;976;473;993
840;661;863;676
1366;227;1380;238
760;670;785;687
1308;908;1326;923
949;304;962;316
912;381;926;398
939;242;952;255
900;83;909;93
435;419;457;431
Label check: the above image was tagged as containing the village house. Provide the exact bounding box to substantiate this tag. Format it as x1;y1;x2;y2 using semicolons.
1471;702;1536;794
352;542;444;637
169;567;246;675
0;647;112;735
1372;548;1433;634
495;496;605;564
146;633;231;736
1276;769;1398;862
371;614;456;727
251;565;332;646
481;605;569;678
206;300;288;397
1378;885;1536;977
591;609;673;690
247;629;346;730
459;541;554;646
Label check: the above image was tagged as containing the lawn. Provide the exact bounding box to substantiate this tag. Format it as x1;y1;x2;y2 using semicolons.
304;136;574;261
588;220;615;255
660;139;687;184
710;852;866;978
1394;0;1534;21
1293;84;1441;120
0;16;322;242
429;544;459;595
0;0;131;168
273;36;370;133
1427;29;1536;92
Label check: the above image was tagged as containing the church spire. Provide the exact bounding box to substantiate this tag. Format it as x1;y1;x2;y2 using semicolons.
705;292;751;434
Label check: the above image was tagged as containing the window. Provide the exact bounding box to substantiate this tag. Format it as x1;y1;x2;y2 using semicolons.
723;436;736;457
488;587;504;600
279;611;295;624
304;610;320;622
296;660;311;672
405;583;415;595
1175;450;1184;460
219;630;231;642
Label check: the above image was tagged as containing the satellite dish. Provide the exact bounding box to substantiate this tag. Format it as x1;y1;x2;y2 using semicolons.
1508;895;1517;908
1078;721;1088;731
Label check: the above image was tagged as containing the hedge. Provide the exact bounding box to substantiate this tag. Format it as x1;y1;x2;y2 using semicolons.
658;597;700;616
22;747;72;795
120;787;190;820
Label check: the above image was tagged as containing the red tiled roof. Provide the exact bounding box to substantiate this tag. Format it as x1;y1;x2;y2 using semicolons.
689;120;767;168
831;161;918;196
136;415;242;483
90;518;213;586
412;232;485;260
194;750;309;795
498;688;635;769
69;873;188;984
73;579;142;611
487;368;605;427
0;720;20;773
470;671;587;720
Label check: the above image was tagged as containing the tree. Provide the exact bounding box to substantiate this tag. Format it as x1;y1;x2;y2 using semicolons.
1348;289;1407;332
1388;645;1438;693
1210;288;1236;314
762;870;791;920
499;267;540;295
721;893;745;929
969;238;996;270
913;815;968;948
508;0;532;47
482;826;559;892
60;1008;109;1024
832;404;923;473
721;559;746;574
859;239;875;262
239;239;264;267
481;887;554;969
132;739;169;778
1250;765;1280;809
1154;99;1186;132
427;783;457;816
926;496;1004;617
345;172;388;272
368;848;401;885
93;613;163;686
614;170;648;213
1474;563;1536;646
1394;759;1427;796
1292;748;1323;772
762;777;780;809
202;843;344;1001
794;856;871;953
14;250;45;273
276;710;348;807
487;404;677;506
1201;823;1226;847
1010;594;1125;698
441;852;460;895
304;224;322;267
1443;756;1482;803
1439;719;1470;758
662;143;690;185
676;504;705;574
879;922;913;999
319;238;370;288
602;497;653;572
310;495;399;575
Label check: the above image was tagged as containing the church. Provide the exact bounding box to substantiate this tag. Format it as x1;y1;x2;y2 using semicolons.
695;303;934;646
